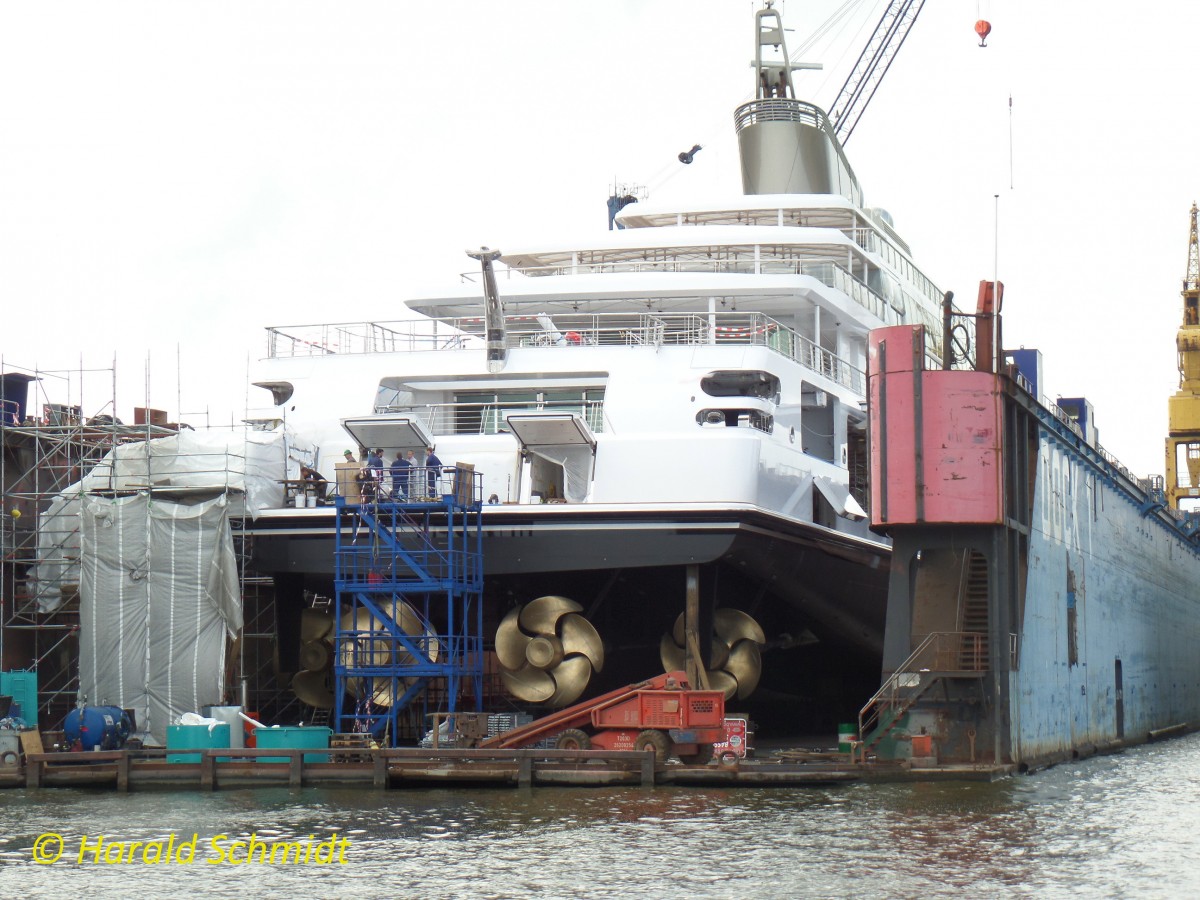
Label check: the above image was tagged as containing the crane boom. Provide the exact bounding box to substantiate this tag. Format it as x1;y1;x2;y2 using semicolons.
1165;204;1200;510
828;0;926;146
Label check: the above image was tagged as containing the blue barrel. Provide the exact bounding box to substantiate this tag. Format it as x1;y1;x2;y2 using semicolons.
63;706;131;751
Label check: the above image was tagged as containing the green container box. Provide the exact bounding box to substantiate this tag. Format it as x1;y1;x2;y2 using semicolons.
0;670;38;728
254;726;331;763
167;723;231;763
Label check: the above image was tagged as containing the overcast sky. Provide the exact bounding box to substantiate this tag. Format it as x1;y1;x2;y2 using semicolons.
2;1;1196;476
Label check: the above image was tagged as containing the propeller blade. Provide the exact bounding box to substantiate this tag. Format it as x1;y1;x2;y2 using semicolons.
727;639;763;699
545;655;594;707
495;606;530;669
500;663;557;703
291;670;334;709
708;638;731;671
298;639;333;673
671;612;685;648
519;595;582;634
659;632;686;672
300;608;333;641
714;608;766;645
706;669;739;700
560;613;604;671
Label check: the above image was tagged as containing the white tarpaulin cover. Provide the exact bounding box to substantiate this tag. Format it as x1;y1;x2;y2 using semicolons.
506;413;595;503
528;445;593;503
78;492;242;745
30;427;288;612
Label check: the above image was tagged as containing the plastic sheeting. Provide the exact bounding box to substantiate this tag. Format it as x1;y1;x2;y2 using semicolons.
30;427;288;612
77;493;241;745
529;445;593;503
81;427;286;514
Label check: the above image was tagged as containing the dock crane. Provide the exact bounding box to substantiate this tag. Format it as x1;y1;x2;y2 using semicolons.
1165;203;1200;510
828;0;927;146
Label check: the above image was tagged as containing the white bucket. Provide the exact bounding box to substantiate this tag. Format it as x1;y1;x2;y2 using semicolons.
306;495;317;508
294;495;306;509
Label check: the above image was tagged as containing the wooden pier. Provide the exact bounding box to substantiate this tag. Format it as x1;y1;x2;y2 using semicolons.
0;746;1013;791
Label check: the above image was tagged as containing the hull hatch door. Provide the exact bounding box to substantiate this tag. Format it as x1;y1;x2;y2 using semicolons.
506;413;596;503
814;475;867;521
341;414;434;453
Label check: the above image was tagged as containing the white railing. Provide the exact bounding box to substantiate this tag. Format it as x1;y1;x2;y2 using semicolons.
374;399;605;436
458;257;903;327
268;311;866;397
444;311;866;396
266;321;473;357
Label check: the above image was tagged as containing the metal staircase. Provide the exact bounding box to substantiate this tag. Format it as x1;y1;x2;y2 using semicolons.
958;550;990;669
332;466;484;746
857;630;987;760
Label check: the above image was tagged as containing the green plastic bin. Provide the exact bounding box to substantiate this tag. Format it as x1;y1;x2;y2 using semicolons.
254;726;331;763
837;723;857;753
167;723;231;763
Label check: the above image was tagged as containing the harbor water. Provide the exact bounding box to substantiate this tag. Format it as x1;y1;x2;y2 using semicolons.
4;733;1200;897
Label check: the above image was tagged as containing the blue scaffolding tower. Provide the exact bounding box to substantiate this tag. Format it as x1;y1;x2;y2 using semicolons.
333;465;483;745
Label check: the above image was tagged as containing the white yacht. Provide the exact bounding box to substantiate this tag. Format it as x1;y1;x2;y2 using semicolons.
243;4;949;732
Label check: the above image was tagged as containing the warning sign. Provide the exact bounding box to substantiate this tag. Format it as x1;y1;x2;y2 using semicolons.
713;717;748;759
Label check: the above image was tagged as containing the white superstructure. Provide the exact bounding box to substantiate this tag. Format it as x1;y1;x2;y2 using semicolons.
254;184;945;542
243;4;954;714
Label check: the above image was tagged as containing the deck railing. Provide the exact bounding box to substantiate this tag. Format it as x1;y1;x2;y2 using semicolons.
375;398;606;436
458;256;901;326
268;311;867;397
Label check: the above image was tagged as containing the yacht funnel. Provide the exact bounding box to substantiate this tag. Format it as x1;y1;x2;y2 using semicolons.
734;5;862;204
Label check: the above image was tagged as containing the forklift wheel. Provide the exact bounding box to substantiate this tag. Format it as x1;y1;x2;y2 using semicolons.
634;729;671;764
554;728;592;751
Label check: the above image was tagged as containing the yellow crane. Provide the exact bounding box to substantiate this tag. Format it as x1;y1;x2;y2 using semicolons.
1166;203;1200;509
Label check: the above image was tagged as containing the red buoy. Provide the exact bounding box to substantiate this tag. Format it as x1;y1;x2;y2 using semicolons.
975;19;991;47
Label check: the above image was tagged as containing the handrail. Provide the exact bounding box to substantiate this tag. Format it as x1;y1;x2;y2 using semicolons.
460;256;904;325
857;631;988;752
374;399;605;436
858;632;940;744
269;311;868;397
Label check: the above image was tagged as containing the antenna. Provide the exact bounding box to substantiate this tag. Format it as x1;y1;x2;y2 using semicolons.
1008;94;1014;190
993;193;1001;370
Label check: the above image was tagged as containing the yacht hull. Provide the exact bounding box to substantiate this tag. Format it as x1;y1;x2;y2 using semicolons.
242;503;888;732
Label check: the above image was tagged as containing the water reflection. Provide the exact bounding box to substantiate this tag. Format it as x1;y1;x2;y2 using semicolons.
4;735;1200;897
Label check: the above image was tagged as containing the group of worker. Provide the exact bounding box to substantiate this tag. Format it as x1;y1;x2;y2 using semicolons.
344;446;442;502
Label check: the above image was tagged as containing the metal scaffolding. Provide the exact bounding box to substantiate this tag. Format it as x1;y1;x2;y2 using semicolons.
333;466;484;745
0;360;302;732
0;361;181;726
